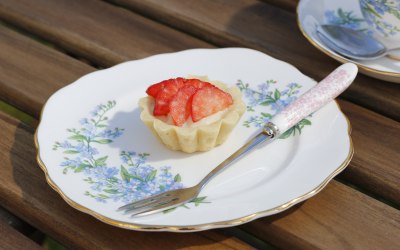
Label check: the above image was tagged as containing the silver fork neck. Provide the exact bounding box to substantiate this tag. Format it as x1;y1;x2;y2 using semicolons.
195;122;279;193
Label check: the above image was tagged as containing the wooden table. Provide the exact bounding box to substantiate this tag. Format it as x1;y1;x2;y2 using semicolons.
0;0;399;249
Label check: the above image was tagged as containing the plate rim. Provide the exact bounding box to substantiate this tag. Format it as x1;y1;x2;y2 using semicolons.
297;0;400;80
34;48;354;232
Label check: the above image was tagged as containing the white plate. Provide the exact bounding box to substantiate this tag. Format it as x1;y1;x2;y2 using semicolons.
297;0;400;83
35;48;353;232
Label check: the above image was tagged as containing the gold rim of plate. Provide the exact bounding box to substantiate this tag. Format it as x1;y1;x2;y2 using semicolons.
296;2;400;79
34;98;354;232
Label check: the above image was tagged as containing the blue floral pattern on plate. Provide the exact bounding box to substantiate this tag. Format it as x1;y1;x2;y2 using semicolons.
237;80;312;138
325;1;400;37
360;0;400;37
52;79;312;209
53;100;210;209
324;8;367;32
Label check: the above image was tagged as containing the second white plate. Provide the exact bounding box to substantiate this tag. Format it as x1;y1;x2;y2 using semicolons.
298;0;400;83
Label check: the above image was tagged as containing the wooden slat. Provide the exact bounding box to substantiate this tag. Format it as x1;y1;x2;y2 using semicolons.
260;0;298;12
0;0;211;67
0;26;93;117
0;111;399;249
0;112;252;249
0;0;396;246
0;26;399;248
240;181;400;250
338;100;400;205
0;24;398;206
1;0;399;120
104;0;400;121
0;224;41;250
0;210;41;250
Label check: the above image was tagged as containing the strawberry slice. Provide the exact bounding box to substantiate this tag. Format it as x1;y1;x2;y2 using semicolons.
169;85;197;126
146;78;185;98
153;78;185;116
184;78;213;89
146;79;166;98
191;86;233;122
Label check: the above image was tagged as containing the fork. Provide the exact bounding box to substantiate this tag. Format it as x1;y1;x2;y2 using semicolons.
118;63;358;217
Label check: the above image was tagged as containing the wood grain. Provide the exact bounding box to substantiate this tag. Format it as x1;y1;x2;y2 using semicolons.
0;0;211;67
0;212;41;250
240;181;400;250
1;0;399;120
0;111;398;249
0;25;398;206
105;0;400;121
0;225;41;250
0;26;93;117
259;0;298;12
338;100;400;206
0;112;252;249
0;0;399;248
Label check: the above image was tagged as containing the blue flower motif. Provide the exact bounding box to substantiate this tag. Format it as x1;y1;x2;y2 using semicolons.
81;123;97;139
325;10;339;24
79;118;89;125
61;157;82;167
287;83;298;88
99;128;123;140
90;105;103;116
258;83;270;94
239;80;311;137
324;8;363;30
60;141;72;149
74;142;98;158
54;101;186;206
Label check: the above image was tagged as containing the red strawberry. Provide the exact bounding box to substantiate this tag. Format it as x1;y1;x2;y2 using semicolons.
169;85;197;126
153;78;186;116
184;78;213;89
146;80;166;98
191;86;233;122
146;78;185;98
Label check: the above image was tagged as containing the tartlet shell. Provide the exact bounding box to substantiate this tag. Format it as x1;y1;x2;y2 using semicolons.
138;82;246;153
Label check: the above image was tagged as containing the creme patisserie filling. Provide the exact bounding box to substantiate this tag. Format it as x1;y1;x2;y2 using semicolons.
148;101;230;128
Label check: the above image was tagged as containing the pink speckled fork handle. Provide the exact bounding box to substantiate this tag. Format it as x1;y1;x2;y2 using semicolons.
270;63;358;135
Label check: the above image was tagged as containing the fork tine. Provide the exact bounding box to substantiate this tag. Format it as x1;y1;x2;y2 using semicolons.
117;192;171;212
122;195;177;214
127;197;180;217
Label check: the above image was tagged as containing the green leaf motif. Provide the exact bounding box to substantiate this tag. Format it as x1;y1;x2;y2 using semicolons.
274;89;281;100
68;134;87;141
279;128;294;139
63;150;79;154
95;156;108;166
93;139;113;144
146;170;157;181
261;112;272;118
103;189;119;194
260;100;275;106
163;196;209;213
120;165;131;182
299;119;312;126
174;174;182;183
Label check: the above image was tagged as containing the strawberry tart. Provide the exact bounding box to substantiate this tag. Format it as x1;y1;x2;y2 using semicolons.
138;77;245;153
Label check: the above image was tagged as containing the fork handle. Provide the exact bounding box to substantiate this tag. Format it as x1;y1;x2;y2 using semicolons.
270;63;357;133
197;63;357;190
